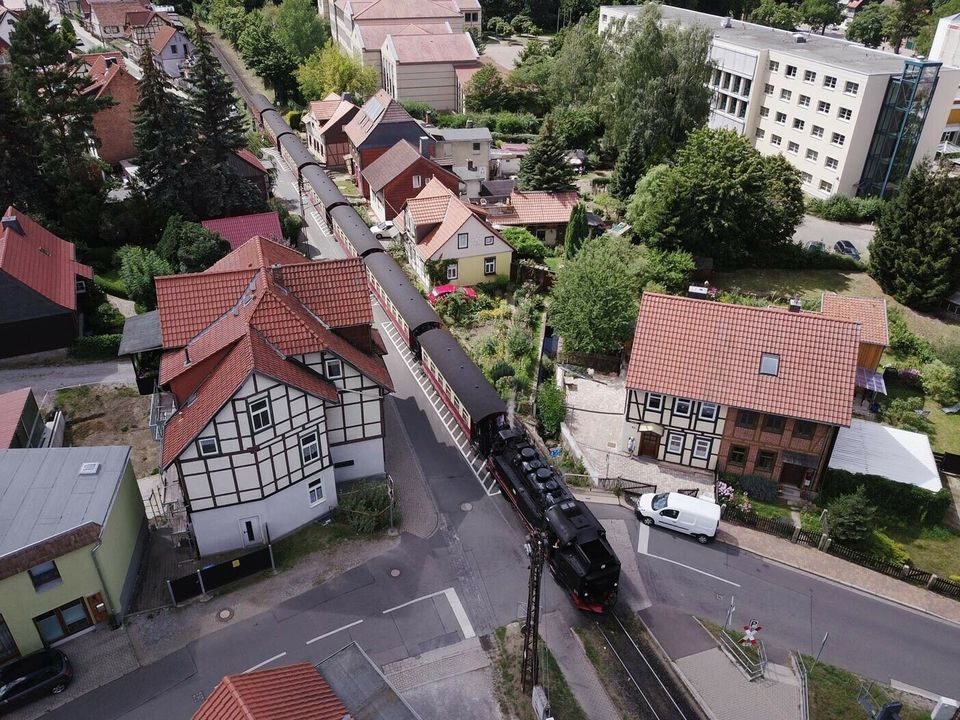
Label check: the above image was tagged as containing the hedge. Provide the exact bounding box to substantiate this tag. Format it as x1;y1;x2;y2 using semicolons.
749;242;864;272
69;334;122;360
94;274;129;299
820;468;952;526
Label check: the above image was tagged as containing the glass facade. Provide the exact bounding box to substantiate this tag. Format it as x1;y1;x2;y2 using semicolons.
858;60;941;198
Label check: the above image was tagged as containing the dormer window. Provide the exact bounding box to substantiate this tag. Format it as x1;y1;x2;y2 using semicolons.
760;353;780;376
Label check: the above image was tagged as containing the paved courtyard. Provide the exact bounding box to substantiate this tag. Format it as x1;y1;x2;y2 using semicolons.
561;371;715;499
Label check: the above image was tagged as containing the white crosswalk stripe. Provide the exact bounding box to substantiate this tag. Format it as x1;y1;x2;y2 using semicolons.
378;315;499;496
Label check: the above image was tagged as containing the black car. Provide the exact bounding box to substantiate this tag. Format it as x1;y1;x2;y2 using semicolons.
0;649;72;714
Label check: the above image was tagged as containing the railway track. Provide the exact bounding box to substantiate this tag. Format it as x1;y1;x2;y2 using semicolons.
594;612;708;720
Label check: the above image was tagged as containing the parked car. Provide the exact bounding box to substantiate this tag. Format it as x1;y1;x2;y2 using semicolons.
635;492;720;544
428;284;477;305
833;240;861;260
370;221;399;240
803;240;825;253
0;649;73;714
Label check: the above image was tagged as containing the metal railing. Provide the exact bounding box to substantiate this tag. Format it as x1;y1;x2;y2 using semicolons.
794;652;810;720
148;391;176;441
716;629;767;680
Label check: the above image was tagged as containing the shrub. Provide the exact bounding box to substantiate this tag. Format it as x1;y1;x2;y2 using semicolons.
921;359;958;405
750;241;864;271
879;396;934;436
285;110;303;131
493;111;539;135
821;468;951;526
94;274;128;298
862;530;910;566
887;306;934;362
489;360;516;381
69;334;122;360
737;474;780;503
536;382;566;438
510;14;537;34
827;486;875;543
501;227;547;262
506;325;534;360
87;302;125;335
400;100;433;120
337;482;395;533
806;194;885;223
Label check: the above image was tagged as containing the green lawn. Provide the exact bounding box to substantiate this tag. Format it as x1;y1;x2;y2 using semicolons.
803;654;931;720
881;373;960;453
748;498;794;521
882;523;960;580
271;519;354;571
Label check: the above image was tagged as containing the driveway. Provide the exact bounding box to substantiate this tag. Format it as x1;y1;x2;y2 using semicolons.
0;360;135;399
793;214;875;261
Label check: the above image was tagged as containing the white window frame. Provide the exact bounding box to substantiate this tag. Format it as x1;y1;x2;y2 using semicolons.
764;83;774;95
803;69;816;83
823;75;837;89
817;101;830;114
759;106;770;117
645;393;663;411
755;128;766;139
843;81;859;95
698;402;719;421
801;172;813;184
325;358;343;379
484;235;494;245
309;484;324;506
825;157;838;169
838;107;852;121
785;65;797;77
787;141;799;155
446;263;458;280
760;353;780;376
692;437;712;460
248;396;272;432
666;432;685;455
805;149;818;162
198;437;219;457
457;233;468;249
770;134;782;147
798;94;810;107
300;430;321;465
775;111;787;125
673;398;692;417
792;118;804;130
412;174;422;188
484;257;496;275
831;132;845;147
811;125;824;138
769;60;779;72
820;180;833;192
779;89;791;101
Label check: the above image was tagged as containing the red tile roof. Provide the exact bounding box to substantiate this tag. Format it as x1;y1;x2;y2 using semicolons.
193;663;349;720
308;92;345;124
493;190;578;226
82;54;131;100
156;239;391;467
353;0;460;20
234;149;267;174
90;1;148;31
355;21;451;51
0;387;32;449
361;140;457;192
0;206;93;311
202;212;285;250
150;23;177;53
820;294;889;347
625;293;860;427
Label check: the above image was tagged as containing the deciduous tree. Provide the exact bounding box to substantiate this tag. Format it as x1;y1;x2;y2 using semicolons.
296;42;377;102
869;163;960;310
846;3;893;46
239;12;298;104
801;0;843;34
883;0;927;53
465;65;509;113
518;118;575;192
273;0;329;62
750;0;802;29
157;215;231;273
117;245;174;309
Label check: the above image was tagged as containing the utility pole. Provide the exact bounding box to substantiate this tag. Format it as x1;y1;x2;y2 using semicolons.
521;531;547;693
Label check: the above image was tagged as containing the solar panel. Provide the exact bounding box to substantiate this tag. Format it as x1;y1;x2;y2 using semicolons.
365;96;383;119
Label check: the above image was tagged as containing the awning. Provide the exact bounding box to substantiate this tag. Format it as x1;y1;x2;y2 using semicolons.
782;451;819;469
637;423;664;435
118;310;162;355
855;367;887;395
830;419;942;492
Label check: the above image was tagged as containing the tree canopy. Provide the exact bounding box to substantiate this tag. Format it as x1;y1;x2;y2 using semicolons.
869;163;960;310
626;128;805;268
800;0;843;34
118;246;174;310
465;65;510;113
845;4;893;47
238;12;298;104
518;118;575;192
501;226;547;261
750;0;802;30
563;202;589;259
157;215;231;273
296;42;377;102
272;0;329;62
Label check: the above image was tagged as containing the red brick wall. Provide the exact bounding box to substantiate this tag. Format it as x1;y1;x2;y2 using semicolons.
717;408;836;490
356;146;390;196
92;69;138;165
382;160;459;218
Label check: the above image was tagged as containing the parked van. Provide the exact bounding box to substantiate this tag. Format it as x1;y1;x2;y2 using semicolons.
635;492;720;544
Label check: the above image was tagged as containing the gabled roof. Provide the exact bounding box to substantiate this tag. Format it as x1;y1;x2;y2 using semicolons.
386;31;477;64
193;662;348;720
361;140;457;192
81;52;127;99
202;211;284;250
820;293;889;347
0;206;93;312
401;178;505;261
492;190;578;226
353;0;460;21
429;126;492;143
308;92;346;124
343;90;419;148
318;99;360;137
156;239;391;467
89;1;148;30
0;388;33;449
625;293;860;427
233;148;267;174
150;23;178;53
355;21;451;51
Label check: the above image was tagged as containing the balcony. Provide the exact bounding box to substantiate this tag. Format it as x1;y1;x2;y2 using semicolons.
149;391;177;441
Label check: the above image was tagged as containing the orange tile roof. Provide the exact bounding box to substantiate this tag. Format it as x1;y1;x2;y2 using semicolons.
625;293;860;427
156;240;391;467
150;23;177;53
193;663;348;720
0;387;32;449
0;206;93;311
400;178;499;261
202;212;284;250
495;190;578;226
308;93;345;124
820;293;889;347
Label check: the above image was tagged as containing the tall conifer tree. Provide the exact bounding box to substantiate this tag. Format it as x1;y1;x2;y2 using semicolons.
518;118;575;192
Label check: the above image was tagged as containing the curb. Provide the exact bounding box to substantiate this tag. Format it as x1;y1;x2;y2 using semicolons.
726;532;960;629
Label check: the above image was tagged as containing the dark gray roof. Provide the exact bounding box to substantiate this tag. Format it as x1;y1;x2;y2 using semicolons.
316;642;421;720
262;109;293;142
279;133;319;171
0;272;72;323
329;205;385;258
418;327;505;425
302;165;347;210
479;179;515;198
119;310;162;355
0;446;131;557
364;252;439;334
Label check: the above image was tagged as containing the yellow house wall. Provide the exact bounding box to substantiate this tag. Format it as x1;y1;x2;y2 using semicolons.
453;252;511;286
94;463;147;618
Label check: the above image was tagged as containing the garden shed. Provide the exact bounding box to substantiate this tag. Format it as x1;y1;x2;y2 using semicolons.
829;419;942;492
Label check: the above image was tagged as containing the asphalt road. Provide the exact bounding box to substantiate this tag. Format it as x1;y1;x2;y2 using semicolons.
592;503;960;699
0;360;135;399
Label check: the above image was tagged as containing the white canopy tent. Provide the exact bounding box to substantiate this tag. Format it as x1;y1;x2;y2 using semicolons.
829;419;942;493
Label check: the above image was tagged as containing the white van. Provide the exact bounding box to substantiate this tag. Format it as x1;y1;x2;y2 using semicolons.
635;492;720;544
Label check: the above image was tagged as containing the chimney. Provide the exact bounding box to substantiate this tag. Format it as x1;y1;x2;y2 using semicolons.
418;136;432;157
788;296;802;312
270;263;283;286
183;346;191;365
424;110;432;125
2;215;23;235
341;91;352;103
720;15;732;28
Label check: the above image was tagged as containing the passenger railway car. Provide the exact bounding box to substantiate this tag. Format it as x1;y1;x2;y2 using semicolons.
244;93;622;613
487;426;620;612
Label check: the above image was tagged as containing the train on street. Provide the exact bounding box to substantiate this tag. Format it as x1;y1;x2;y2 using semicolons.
247;94;621;613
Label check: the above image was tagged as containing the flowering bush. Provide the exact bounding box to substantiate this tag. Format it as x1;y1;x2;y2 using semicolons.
717;481;753;513
717;481;735;503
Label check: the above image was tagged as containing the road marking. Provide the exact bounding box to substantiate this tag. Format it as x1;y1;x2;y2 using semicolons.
636;522;650;556
643;552;740;588
382;587;476;639
889;679;941;702
305;619;364;645
243;652;286;673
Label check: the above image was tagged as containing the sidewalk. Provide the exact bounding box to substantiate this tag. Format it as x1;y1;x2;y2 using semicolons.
574;486;960;625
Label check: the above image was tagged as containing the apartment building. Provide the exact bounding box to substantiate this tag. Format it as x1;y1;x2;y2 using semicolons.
425;125;492;197
929;13;960;148
599;5;960;198
328;0;478;55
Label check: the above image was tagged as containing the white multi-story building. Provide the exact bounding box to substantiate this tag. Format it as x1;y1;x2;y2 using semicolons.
599;5;960;197
929;13;960;149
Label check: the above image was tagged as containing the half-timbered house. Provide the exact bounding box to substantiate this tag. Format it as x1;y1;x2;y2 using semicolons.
621;293;861;494
155;238;393;556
